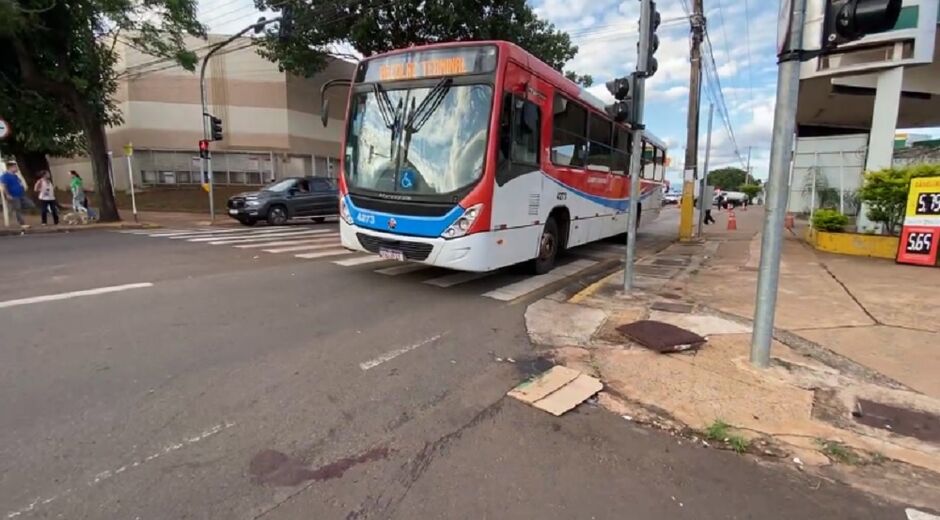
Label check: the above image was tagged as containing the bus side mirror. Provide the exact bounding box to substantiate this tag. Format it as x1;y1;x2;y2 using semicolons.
320;99;330;128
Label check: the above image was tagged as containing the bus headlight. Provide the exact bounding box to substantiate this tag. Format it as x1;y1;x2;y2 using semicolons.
339;197;353;224
441;204;483;239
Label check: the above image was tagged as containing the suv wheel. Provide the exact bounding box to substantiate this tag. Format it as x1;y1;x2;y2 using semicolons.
267;205;288;226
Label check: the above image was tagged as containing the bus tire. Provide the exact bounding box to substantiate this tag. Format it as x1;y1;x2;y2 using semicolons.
531;218;560;275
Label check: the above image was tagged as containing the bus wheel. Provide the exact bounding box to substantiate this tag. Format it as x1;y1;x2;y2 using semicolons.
532;218;559;275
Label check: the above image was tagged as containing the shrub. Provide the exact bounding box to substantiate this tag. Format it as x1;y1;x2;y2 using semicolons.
858;163;940;235
812;209;849;232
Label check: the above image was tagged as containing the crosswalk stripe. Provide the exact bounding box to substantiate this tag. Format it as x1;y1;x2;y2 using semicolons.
423;270;491;288
263;243;342;254
148;228;248;238
482;259;597;301
295;249;353;260
375;263;432;276
205;230;332;245
333;255;387;267
234;235;339;249
122;229;192;235
168;228;302;240
188;230;328;243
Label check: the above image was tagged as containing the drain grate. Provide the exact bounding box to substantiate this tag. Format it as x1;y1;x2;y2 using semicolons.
616;320;706;353
854;399;940;444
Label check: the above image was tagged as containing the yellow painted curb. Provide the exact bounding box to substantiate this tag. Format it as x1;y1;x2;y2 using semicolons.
806;227;898;259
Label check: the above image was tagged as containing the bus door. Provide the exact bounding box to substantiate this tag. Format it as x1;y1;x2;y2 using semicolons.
491;62;545;231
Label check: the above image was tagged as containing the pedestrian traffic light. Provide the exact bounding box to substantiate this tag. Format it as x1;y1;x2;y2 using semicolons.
209;115;223;141
605;75;635;124
198;139;210;159
822;0;902;49
639;0;661;77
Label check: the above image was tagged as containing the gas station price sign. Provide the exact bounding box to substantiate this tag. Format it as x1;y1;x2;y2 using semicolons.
897;176;940;266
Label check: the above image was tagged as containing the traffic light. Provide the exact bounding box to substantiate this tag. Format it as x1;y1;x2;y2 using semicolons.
822;0;902;49
198;139;209;159
605;75;635;124
639;0;661;77
209;115;223;141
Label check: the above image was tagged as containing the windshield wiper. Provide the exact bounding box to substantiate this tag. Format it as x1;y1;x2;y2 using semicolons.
371;82;398;130
405;78;453;133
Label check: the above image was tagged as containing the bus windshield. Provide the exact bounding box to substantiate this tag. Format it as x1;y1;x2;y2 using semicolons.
344;83;493;196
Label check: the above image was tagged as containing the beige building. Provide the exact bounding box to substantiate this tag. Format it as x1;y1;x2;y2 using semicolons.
51;35;355;191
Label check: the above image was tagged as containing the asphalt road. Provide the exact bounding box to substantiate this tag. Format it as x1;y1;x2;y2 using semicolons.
0;209;903;519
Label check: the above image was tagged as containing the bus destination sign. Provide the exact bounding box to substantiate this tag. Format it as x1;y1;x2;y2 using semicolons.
360;46;497;83
897;176;940;266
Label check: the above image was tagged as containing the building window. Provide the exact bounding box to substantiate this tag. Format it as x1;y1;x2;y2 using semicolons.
551;94;588;167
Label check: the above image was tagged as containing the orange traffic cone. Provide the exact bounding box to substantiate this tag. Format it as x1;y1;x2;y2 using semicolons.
785;213;795;230
727;209;737;231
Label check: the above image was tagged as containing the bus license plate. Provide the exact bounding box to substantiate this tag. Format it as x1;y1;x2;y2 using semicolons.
379;248;405;261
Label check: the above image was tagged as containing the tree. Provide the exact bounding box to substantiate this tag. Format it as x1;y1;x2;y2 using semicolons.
564;71;593;87
858;163;940;235
0;0;204;221
256;0;583;78
706;167;754;190
739;184;762;202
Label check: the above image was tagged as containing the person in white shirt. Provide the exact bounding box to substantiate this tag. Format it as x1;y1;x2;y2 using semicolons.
33;170;59;225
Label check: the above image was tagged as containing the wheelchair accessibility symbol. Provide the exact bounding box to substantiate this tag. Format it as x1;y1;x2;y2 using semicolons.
400;169;415;190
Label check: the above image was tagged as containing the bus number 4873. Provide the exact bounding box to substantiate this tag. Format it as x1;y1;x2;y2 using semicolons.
905;232;934;254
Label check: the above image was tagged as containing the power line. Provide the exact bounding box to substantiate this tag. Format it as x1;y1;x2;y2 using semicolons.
742;0;756;119
701;28;746;167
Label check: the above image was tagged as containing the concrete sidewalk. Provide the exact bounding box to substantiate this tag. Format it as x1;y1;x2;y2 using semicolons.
0;208;240;236
525;206;940;512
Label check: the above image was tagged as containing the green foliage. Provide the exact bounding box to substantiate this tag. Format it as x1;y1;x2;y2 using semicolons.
704;420;750;454
707;167;755;190
811;209;849;232
739;184;761;201
256;0;582;77
858;163;940;235
1;0;205;220
816;439;861;465
564;71;593;87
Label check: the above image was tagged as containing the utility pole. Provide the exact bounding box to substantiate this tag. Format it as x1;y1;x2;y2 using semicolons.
697;103;714;237
750;0;807;368
679;0;705;241
622;0;660;291
746;145;752;181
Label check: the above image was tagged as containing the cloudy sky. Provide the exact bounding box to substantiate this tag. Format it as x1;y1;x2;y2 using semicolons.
198;0;937;186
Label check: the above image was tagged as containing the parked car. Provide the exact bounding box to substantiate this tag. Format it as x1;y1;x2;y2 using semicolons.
663;192;681;205
714;190;750;208
226;177;339;226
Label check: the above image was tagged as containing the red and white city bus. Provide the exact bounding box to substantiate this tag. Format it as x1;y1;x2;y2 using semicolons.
329;40;669;273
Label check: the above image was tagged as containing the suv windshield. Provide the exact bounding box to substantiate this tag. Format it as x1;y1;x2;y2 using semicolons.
344;84;492;196
263;179;298;193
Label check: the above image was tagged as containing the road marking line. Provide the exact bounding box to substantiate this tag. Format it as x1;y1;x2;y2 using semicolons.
359;333;446;371
294;249;352;259
423;270;491;288
333;255;386;267
235;235;338;249
121;229;192;235
375;263;432;276
264;243;342;253
168;228;295;239
0;283;154;309
483;259;597;301
189;230;328;243
908;508;940;520
147;229;246;238
205;230;331;245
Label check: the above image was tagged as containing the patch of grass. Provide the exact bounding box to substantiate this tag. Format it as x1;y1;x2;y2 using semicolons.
704;419;750;454
816;439;862;465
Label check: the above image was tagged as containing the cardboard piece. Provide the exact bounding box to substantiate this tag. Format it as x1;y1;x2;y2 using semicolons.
508;366;603;416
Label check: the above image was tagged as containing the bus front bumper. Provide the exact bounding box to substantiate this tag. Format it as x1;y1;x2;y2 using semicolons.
340;221;493;272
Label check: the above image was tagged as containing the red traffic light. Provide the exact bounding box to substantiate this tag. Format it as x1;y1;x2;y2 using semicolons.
198;139;209;158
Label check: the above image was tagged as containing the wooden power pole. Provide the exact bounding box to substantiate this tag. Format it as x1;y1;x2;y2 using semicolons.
679;0;705;241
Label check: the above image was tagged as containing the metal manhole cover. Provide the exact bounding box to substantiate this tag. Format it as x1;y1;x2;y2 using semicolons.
615;320;706;353
854;399;940;443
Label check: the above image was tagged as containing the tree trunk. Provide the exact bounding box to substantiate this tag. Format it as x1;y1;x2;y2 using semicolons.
77;109;120;222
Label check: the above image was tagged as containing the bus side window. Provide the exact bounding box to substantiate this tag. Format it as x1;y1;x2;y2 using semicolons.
641;140;654;179
496;94;541;186
613;127;631;176
550;94;587;169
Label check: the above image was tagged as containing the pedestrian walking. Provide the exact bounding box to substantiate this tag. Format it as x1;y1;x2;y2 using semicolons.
1;160;29;227
34;170;60;225
69;170;88;212
704;208;715;225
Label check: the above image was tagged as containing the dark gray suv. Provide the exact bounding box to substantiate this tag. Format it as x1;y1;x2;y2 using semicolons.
226;177;339;226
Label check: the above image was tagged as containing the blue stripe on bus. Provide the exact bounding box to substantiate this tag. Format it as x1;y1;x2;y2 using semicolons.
345;195;464;238
542;175;656;212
